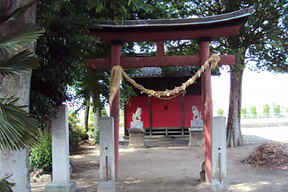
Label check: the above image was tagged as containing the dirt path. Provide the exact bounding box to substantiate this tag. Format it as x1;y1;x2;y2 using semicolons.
31;127;288;192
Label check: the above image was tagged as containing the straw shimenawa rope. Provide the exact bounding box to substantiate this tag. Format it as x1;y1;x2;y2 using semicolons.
109;54;220;106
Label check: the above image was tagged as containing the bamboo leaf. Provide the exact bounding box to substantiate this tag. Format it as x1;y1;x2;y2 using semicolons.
0;98;39;151
0;174;15;192
0;24;45;54
0;50;39;76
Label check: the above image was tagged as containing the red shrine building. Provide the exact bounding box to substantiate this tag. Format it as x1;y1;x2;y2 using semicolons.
87;7;252;182
125;66;204;136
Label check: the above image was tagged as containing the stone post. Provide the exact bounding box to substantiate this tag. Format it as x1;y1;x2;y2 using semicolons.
129;127;145;148
98;117;115;192
211;116;229;191
45;105;76;192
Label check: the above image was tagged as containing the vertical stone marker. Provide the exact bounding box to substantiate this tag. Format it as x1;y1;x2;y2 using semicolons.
211;116;229;191
45;105;76;192
98;117;115;192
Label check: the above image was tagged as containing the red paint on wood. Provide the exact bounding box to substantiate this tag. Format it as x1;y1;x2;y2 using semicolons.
126;96;150;128
156;41;165;57
151;97;182;127
125;95;204;129
219;55;236;65
87;55;235;70
200;40;212;182
109;43;121;181
89;25;242;42
183;95;203;127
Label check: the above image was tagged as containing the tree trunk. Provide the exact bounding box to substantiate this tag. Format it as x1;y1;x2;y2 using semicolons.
226;65;244;147
83;99;90;132
93;107;101;133
0;1;36;191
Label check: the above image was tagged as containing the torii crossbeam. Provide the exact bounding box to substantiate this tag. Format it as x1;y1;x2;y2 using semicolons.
87;7;252;182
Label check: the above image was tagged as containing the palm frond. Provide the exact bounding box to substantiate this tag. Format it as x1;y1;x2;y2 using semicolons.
0;98;39;151
0;0;38;25
0;50;39;76
0;174;15;192
0;24;45;54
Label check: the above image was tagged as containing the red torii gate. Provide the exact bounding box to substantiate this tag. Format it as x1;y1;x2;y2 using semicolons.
87;7;252;182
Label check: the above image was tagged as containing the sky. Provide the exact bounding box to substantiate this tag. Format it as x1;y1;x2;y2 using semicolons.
211;66;288;116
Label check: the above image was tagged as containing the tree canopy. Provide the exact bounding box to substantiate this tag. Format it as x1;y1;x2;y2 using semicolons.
30;0;193;127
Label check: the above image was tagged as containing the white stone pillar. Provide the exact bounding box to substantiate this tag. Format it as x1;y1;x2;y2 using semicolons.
98;117;115;192
45;105;76;192
211;116;229;191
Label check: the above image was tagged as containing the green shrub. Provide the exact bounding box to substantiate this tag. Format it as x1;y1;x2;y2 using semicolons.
250;106;257;118
94;130;100;144
68;111;88;151
217;109;224;115
69;126;88;151
241;108;247;114
274;105;281;117
250;106;257;114
30;133;52;172
263;104;270;117
86;129;96;138
69;128;80;151
86;129;99;144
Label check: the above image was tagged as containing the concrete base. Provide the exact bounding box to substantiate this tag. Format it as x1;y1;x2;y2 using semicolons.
98;180;115;192
129;128;145;148
188;128;204;147
45;181;76;192
211;179;229;191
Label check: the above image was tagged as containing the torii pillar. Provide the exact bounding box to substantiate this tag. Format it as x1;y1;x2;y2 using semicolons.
110;41;122;181
199;38;212;182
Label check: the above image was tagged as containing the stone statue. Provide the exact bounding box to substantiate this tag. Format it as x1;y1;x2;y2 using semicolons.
132;107;142;122
192;106;202;120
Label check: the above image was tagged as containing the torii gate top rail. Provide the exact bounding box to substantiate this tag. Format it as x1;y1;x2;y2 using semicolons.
89;7;253;42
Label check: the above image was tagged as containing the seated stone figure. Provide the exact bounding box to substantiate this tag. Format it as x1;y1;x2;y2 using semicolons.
192;106;202;120
132;107;142;122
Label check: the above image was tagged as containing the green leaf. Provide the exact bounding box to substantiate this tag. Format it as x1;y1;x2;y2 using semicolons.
0;174;15;192
0;98;39;151
0;50;39;76
0;24;45;54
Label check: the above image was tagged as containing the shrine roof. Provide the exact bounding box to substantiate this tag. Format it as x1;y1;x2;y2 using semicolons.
89;7;253;42
132;66;219;78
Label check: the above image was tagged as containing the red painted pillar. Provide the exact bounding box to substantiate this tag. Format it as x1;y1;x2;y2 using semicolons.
110;42;121;181
156;41;165;57
199;39;212;182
